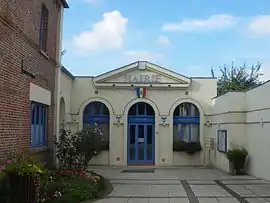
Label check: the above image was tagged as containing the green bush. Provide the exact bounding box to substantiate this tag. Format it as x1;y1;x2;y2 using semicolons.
173;141;202;154
55;126;105;172
39;170;106;203
227;148;248;174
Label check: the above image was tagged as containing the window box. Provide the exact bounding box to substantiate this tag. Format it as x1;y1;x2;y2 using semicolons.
173;141;202;154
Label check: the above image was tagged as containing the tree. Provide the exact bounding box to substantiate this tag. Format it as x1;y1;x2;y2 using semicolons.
211;62;263;96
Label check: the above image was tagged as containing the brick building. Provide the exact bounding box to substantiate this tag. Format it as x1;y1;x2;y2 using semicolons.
0;0;68;166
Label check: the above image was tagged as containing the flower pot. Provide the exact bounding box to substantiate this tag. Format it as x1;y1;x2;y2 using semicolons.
228;154;247;175
8;173;40;203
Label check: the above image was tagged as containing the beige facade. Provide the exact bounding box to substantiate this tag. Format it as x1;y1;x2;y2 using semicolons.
59;61;270;181
59;61;216;166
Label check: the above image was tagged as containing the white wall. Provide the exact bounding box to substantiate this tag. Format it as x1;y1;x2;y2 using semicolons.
209;82;270;180
60;69;216;166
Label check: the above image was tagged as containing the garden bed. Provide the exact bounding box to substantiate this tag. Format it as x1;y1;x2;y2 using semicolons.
40;169;112;203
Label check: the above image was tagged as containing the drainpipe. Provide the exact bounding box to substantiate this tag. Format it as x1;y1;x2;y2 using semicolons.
54;4;64;167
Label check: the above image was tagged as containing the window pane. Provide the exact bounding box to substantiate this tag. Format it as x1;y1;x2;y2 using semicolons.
128;105;136;115
190;124;199;142
138;125;144;160
146;104;154;115
138;103;145;115
129;125;135;160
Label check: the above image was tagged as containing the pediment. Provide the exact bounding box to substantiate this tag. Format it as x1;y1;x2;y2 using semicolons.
94;61;190;88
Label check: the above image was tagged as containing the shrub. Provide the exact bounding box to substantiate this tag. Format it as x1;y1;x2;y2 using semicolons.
227;148;248;174
54;124;105;172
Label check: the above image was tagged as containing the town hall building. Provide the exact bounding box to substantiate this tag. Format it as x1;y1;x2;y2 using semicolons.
60;61;270;182
60;61;216;166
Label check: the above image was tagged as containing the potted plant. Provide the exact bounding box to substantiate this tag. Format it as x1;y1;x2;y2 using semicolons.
1;153;47;203
173;140;202;154
227;148;248;175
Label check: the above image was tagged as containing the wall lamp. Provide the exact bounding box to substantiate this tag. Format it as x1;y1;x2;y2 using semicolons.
161;116;167;127
116;115;122;127
206;120;212;128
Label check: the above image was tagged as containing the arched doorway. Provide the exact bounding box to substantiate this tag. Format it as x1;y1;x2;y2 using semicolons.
127;102;155;165
59;97;66;127
173;102;200;143
83;101;110;143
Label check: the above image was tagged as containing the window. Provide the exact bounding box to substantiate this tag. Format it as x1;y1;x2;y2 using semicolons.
39;4;49;52
31;102;47;148
83;102;110;142
173;103;200;143
217;130;227;153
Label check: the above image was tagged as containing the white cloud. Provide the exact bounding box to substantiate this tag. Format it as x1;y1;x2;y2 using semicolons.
162;14;236;32
124;50;163;62
249;15;270;36
156;36;170;46
73;11;128;54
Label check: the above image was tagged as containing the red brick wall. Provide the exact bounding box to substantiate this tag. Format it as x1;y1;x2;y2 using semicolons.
0;0;61;163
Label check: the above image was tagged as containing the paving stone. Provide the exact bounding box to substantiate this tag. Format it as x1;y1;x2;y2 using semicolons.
216;197;240;203
188;180;215;185
198;197;219;203
191;185;232;197
221;180;270;185
149;198;169;203
110;184;151;197
245;185;270;196
128;198;149;203
94;198;129;203
245;198;270;203
227;185;257;197
169;198;190;203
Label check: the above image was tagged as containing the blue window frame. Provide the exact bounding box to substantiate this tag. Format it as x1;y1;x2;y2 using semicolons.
83;102;110;141
39;4;49;52
173;103;200;143
31;102;47;148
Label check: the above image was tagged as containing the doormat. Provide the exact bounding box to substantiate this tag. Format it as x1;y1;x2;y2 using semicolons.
121;168;155;173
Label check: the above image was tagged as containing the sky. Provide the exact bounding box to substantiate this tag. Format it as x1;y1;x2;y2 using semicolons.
62;0;270;80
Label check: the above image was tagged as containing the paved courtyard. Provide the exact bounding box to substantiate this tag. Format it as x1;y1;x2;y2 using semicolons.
91;166;270;203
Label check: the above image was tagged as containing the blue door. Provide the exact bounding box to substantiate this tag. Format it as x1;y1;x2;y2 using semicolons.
127;103;155;165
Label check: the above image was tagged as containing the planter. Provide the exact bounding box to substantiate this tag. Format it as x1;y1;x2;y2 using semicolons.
228;154;247;175
227;148;248;175
173;141;202;154
8;173;40;203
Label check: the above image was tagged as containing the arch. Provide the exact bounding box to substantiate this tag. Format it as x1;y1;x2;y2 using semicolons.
169;98;206;165
169;98;205;117
83;101;110;128
59;97;66;127
125;100;157;165
123;98;160;117
78;97;114;130
172;102;200;143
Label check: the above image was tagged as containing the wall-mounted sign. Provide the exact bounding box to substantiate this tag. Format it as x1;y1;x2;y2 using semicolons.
217;130;227;153
125;74;162;83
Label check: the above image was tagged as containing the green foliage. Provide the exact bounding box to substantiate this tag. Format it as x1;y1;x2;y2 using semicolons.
173;141;202;154
1;152;47;176
54;125;105;172
227;148;248;160
39;170;106;203
211;62;263;96
227;147;248;174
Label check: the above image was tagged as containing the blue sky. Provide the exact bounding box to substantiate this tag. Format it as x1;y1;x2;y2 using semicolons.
62;0;270;79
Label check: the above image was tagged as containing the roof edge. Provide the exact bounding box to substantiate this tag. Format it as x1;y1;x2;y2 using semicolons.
60;0;69;8
61;66;74;79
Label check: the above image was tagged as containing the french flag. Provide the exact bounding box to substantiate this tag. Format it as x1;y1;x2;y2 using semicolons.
136;88;146;98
